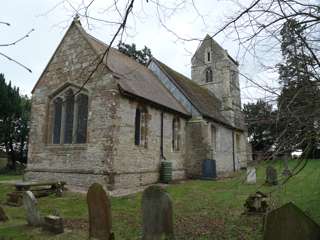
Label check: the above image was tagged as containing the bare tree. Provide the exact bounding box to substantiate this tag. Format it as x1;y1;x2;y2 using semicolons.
47;0;320;183
0;22;34;72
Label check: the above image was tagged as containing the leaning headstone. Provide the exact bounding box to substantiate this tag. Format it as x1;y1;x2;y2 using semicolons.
87;183;113;240
42;215;64;234
0;206;8;222
246;167;256;184
266;165;278;185
142;185;174;240
23;191;43;226
264;202;320;240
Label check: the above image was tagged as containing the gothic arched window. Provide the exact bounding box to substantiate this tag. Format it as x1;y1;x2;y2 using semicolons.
51;88;89;144
172;117;181;151
205;67;213;83
134;106;148;147
53;97;63;144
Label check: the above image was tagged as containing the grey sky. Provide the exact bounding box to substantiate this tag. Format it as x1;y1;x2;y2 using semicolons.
1;0;279;103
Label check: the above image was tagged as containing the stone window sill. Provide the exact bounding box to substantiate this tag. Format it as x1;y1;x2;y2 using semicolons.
45;144;88;151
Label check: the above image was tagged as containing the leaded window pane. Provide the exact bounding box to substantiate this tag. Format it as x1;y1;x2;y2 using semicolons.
64;89;74;144
53;98;62;144
76;94;88;143
135;108;141;145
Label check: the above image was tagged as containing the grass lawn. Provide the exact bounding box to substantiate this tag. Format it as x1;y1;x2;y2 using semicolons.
0;159;320;239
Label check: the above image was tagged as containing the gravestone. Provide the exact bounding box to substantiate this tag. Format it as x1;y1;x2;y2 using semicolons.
23;191;43;226
266;166;278;185
43;215;64;234
246;167;256;184
264;202;320;240
87;183;113;240
244;191;268;214
0;206;8;222
142;185;174;240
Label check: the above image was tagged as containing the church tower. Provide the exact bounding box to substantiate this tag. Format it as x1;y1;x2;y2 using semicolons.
191;35;241;127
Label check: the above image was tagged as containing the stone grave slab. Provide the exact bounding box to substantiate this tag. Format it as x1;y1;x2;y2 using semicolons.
142;185;174;240
264;202;320;240
266;165;278;185
87;183;113;240
246;167;256;184
42;215;64;234
23;191;43;226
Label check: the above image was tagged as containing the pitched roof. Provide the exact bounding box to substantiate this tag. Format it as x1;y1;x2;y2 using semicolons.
83;33;189;117
192;34;239;66
33;20;189;117
151;58;234;128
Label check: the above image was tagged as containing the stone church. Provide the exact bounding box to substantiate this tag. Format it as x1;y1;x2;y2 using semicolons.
26;18;251;190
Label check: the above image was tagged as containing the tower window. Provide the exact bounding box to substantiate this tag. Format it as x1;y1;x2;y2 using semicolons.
207;51;211;62
205;68;213;83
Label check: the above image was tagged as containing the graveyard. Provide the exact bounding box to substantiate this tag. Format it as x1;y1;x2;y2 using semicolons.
0;159;319;239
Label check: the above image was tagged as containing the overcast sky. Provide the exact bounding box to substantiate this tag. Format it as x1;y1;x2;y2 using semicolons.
1;0;280;103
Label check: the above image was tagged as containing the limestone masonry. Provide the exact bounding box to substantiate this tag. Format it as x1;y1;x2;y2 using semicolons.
26;18;252;190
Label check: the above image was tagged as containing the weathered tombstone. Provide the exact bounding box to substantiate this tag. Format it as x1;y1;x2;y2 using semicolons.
266;165;278;185
6;191;23;207
0;206;8;222
87;183;113;240
23;191;43;226
244;191;268;214
42;215;64;234
264;202;320;240
142;185;174;240
246;167;256;184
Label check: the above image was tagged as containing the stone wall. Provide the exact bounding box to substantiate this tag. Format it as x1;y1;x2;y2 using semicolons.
191;36;241;127
213;123;236;174
185;118;209;178
26;21;248;191
112;97;187;189
185;117;237;178
26;23;119;190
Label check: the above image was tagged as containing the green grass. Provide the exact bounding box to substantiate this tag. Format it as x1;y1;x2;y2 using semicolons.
0;173;22;182
0;159;320;239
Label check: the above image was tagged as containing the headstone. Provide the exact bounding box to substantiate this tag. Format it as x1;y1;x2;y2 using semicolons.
264;202;320;240
23;191;43;226
266;165;278;185
42;215;64;234
142;185;174;240
87;183;113;240
246;167;256;184
244;191;268;214
6;191;23;207
0;206;8;222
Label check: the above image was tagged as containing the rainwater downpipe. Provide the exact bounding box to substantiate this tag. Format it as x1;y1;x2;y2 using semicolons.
160;111;166;160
